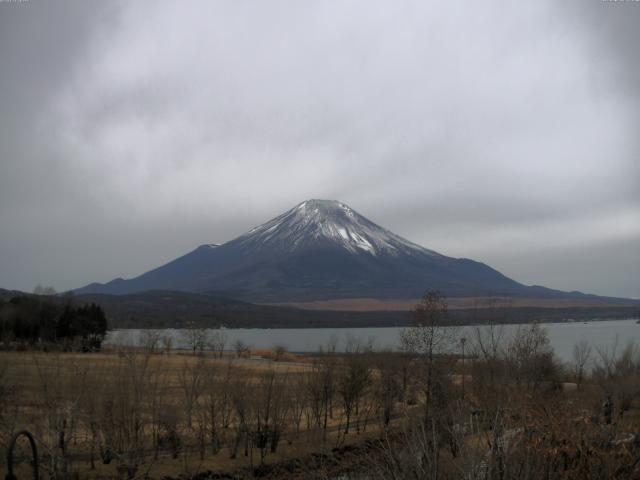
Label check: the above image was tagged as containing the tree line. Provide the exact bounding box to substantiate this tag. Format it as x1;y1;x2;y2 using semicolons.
0;294;108;350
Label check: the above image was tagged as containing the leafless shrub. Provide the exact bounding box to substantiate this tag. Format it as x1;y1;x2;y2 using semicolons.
272;344;288;361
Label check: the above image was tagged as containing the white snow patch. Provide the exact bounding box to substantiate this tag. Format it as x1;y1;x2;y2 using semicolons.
351;232;375;254
264;221;281;233
237;199;439;258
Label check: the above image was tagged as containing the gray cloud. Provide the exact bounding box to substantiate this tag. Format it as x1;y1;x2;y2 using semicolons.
1;0;638;298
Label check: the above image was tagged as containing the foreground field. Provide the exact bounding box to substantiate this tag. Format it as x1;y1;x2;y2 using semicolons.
0;346;413;479
2;321;640;479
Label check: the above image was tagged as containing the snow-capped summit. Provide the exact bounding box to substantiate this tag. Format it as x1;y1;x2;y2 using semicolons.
75;199;580;302
237;199;437;257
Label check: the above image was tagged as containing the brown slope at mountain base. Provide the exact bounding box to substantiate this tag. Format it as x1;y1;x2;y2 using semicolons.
267;296;639;312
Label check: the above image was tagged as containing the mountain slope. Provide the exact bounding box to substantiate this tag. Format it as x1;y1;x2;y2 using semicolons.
75;199;597;302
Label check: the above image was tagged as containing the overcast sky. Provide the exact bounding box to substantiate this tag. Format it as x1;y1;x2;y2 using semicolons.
1;0;638;298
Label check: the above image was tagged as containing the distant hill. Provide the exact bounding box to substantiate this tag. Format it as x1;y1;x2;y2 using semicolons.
58;290;640;329
72;290;408;328
0;288;27;301
75;199;622;304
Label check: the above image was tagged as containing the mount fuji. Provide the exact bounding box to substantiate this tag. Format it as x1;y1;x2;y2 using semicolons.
75;199;592;302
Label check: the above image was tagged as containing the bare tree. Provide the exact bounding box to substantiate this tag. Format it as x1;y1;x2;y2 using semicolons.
33;354;88;477
374;352;402;428
400;291;458;418
251;369;290;461
471;305;506;388
181;321;209;355
506;323;556;390
97;351;153;475
233;339;250;358
229;376;250;459
161;334;173;354
338;343;371;435
305;366;325;429
572;339;592;390
201;359;238;456
139;329;162;354
178;357;206;428
593;338;640;419
146;357;169;461
593;335;620;380
208;328;227;358
289;372;308;435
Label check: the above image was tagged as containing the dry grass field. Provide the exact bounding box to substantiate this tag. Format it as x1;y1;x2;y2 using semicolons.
272;296;639;311
2;320;640;479
0;347;411;479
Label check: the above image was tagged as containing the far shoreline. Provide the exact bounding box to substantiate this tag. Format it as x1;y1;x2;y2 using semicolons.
108;313;640;330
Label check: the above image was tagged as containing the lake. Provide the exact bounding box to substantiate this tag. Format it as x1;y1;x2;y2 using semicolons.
105;318;640;363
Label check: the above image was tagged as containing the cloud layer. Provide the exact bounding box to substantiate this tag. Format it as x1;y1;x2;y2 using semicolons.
1;0;638;297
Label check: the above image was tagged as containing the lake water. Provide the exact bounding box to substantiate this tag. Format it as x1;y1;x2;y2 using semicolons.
106;319;640;363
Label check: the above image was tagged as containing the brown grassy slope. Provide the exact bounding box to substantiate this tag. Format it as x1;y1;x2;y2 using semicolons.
270;296;640;311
